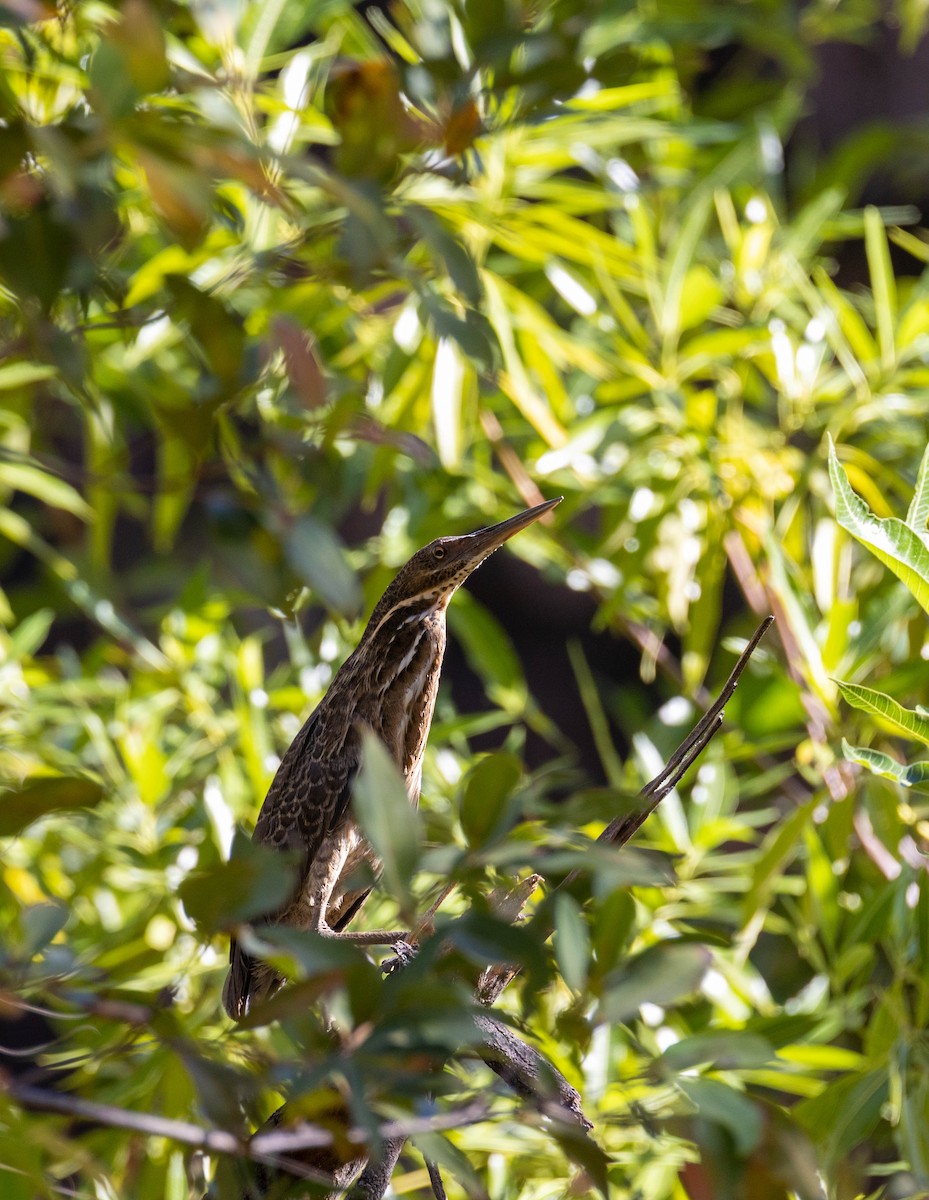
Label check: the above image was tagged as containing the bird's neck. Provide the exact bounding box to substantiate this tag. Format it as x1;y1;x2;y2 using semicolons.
343;599;448;790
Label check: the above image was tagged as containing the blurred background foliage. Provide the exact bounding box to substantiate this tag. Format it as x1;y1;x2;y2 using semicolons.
5;0;929;1197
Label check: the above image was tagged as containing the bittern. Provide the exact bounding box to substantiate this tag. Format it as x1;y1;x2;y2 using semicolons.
223;497;561;1019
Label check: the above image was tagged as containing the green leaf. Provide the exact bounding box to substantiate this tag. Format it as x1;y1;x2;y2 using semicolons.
0;362;57;389
459;752;522;848
445;911;547;984
0;776;104;837
21;902;69;955
598;942;710;1024
0;460;92;519
590;889;636;980
284;516;363;618
742;797;816;925
841;739;929;788
447;592;526;709
353;730;420;917
828;436;929;615
8;609;54;659
794;1067;889;1164
177;832;298;932
659;1030;774;1073
864;205;896;371
567;639;625;788
677;1078;763;1156
837;679;929;746
906;442;929;531
549;1122;610;1198
553;892;589;992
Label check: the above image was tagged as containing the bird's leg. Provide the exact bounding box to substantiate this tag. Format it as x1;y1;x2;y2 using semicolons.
318;926;411;945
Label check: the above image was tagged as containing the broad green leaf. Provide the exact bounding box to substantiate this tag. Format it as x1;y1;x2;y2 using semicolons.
549;1123;610;1198
590;889;636;981
445;911;547;986
837;680;929;746
285;516;363;617
353;729;420;916
828;436;929;615
841;739;929;788
21;902;70;955
178;832;299;931
659;1030;774;1073
598;942;710;1024
553;892;589;992
0;776;104;837
459;751;522;848
678;1078;763;1156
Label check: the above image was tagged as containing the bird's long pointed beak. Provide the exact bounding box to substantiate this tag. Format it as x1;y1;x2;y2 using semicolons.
463;496;562;565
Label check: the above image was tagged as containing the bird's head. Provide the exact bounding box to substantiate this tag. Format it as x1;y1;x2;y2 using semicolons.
366;497;562;632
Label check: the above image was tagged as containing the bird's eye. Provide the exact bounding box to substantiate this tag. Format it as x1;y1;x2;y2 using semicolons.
433;545;446;560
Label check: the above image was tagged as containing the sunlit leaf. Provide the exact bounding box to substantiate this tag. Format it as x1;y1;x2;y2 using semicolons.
828;436;929;615
837;680;929;746
841;739;929;788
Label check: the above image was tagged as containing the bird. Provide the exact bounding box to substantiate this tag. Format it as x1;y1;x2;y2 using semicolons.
223;496;562;1019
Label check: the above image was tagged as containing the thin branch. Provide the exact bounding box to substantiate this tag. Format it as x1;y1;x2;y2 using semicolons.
426;1158;448;1200
3;1077;491;1184
479;616;775;1004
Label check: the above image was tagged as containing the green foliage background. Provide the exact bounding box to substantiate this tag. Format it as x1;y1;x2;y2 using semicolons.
4;1;929;1198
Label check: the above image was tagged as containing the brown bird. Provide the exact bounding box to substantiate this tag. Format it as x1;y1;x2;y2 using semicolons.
223;497;561;1019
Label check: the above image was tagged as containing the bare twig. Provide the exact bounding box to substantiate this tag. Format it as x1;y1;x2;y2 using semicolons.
426;1158;449;1200
479;616;775;1005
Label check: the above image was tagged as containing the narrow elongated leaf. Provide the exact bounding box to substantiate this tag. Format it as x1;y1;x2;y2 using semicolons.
794;1067;889;1164
841;739;929;788
828;437;929;615
353;730;420;916
864;206;896;371
837;680;929;746
0;460;92;519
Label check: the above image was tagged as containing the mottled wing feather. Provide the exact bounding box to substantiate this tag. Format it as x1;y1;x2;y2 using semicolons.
223;708;359;1020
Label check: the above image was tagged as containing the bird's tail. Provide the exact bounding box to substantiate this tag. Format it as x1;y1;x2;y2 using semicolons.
222;937;252;1020
223;936;284;1021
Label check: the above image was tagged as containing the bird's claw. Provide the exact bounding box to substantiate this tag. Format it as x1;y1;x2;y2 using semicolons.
382;940;418;976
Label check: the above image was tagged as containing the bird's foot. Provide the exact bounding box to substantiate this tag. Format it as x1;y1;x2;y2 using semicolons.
381;940;418;976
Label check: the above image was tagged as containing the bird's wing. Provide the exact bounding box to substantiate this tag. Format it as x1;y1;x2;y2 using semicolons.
252;708;357;869
223;708;358;1020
